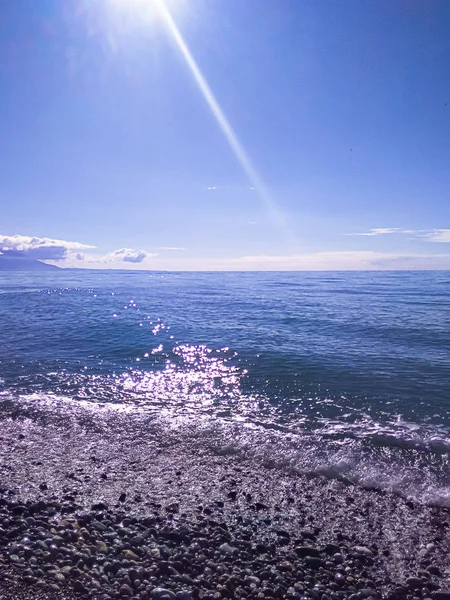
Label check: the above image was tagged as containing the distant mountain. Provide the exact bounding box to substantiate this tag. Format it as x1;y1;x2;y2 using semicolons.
0;256;60;271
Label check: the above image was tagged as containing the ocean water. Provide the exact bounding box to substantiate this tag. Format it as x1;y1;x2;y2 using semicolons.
1;270;450;504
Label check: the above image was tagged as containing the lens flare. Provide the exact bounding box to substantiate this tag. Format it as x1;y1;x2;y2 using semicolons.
154;0;297;248
106;0;296;247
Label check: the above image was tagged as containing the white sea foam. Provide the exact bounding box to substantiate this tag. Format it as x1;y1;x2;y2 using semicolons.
3;389;450;507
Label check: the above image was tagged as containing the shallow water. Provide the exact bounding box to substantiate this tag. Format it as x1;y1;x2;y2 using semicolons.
1;270;449;504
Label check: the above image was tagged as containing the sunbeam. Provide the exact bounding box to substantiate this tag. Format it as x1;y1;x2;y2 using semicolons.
152;0;297;248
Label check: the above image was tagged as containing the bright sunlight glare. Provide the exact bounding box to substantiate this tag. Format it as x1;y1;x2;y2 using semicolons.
109;0;162;21
108;0;296;248
108;0;181;23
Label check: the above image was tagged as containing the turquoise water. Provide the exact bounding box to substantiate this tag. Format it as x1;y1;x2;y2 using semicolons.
1;270;450;503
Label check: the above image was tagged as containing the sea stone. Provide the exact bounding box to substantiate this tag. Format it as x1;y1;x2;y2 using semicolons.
91;520;107;532
406;578;423;589
353;546;373;558
120;584;134;597
219;543;237;555
96;540;109;554
73;580;86;594
305;557;323;569
152;588;177;600
301;529;317;540
295;546;321;558
323;544;341;555
431;593;450;600
131;535;144;546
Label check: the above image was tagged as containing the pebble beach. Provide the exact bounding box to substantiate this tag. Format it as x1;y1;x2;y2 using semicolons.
1;397;449;600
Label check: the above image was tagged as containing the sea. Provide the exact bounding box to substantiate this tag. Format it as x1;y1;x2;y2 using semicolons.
1;270;449;505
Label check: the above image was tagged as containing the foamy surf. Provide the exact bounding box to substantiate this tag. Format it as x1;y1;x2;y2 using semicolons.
2;388;450;507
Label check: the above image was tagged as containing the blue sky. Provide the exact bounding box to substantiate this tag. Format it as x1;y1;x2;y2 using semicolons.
1;0;450;269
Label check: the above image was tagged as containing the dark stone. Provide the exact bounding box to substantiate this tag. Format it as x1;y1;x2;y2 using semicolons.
301;529;317;540
305;557;323;569
295;546;321;558
387;587;408;600
73;579;86;593
431;593;450;600
12;505;26;515
92;502;109;511
323;544;341;555
120;583;134;597
406;578;424;589
91;519;107;532
29;501;47;514
275;529;290;539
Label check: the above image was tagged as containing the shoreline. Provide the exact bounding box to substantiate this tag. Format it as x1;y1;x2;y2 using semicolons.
0;400;449;599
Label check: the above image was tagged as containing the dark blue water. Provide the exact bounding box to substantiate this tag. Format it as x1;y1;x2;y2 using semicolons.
1;270;450;503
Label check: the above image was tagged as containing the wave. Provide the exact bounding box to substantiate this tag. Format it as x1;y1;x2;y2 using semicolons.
1;386;450;508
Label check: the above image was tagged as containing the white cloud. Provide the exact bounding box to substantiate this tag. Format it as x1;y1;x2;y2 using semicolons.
347;228;405;236
0;233;94;260
347;228;450;243
5;232;450;271
157;246;186;251
109;251;450;271
0;233;160;268
207;251;450;271
101;248;156;263
421;229;450;243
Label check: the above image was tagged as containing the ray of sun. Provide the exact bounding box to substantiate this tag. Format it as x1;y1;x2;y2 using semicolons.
111;0;296;247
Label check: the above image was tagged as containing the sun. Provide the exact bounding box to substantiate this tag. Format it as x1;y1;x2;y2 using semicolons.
109;0;168;18
107;0;167;26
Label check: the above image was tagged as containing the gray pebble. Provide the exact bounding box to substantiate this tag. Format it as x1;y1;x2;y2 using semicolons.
176;592;193;600
152;588;177;600
91;520;107;532
353;546;373;558
120;583;134;597
219;543;237;555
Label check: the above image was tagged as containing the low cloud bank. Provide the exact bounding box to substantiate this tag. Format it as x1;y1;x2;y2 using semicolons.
0;234;94;260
